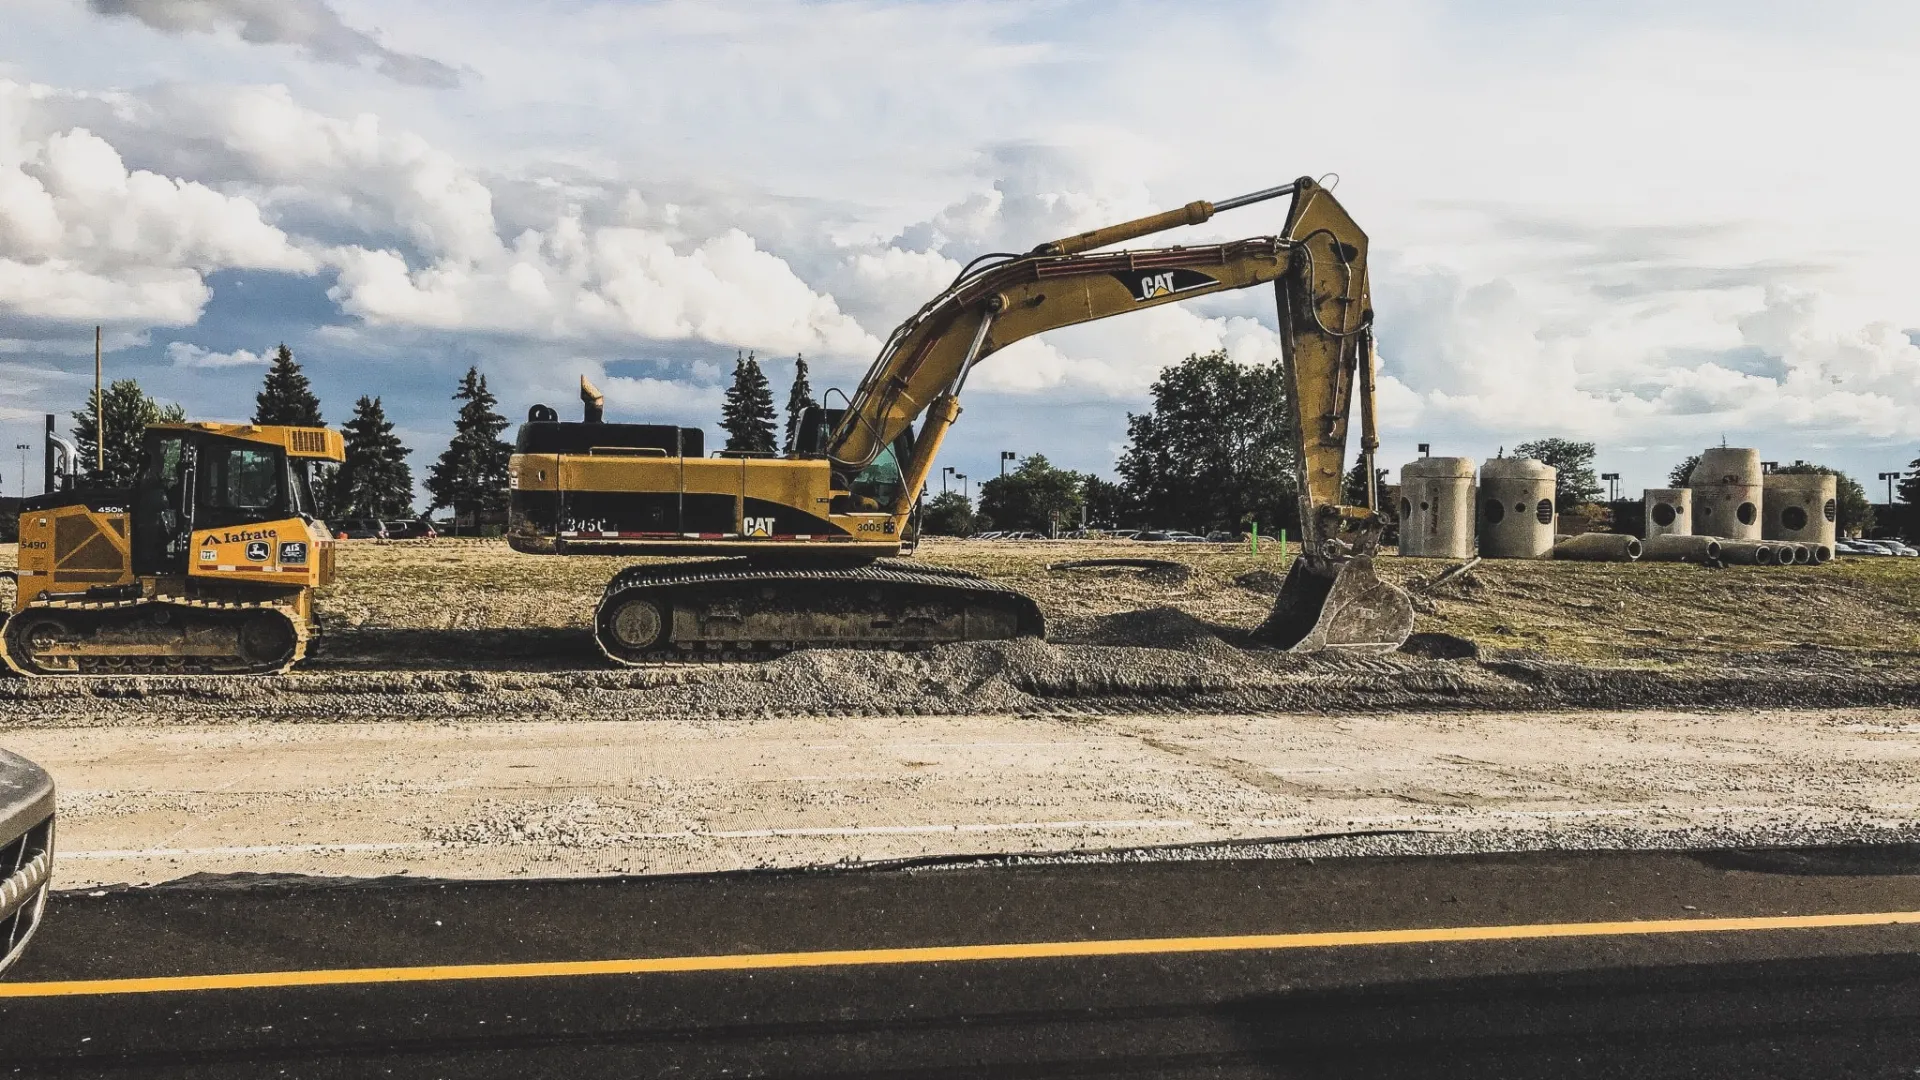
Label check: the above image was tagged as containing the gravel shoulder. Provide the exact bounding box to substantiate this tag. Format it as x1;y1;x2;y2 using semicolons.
20;707;1919;889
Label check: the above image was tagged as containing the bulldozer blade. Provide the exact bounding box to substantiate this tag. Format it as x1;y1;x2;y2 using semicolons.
1255;555;1414;654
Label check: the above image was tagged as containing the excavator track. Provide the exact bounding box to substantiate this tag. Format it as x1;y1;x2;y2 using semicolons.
0;596;307;677
593;558;1045;665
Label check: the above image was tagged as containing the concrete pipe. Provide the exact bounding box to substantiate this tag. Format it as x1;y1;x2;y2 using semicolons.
1643;488;1692;537
1811;544;1833;564
1641;535;1722;564
1552;533;1642;561
1762;472;1838;554
1788;544;1813;565
1478;457;1557;559
1717;540;1780;566
1398;456;1476;559
1688;447;1764;541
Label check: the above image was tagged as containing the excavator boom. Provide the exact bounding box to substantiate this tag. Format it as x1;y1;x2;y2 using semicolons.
507;175;1412;660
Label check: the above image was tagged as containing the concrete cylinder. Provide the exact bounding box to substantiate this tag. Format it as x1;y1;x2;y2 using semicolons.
1762;472;1838;555
1478;457;1557;559
1688;448;1763;540
1552;533;1641;561
1397;457;1476;559
1717;540;1779;566
1643;488;1692;537
1641;535;1722;564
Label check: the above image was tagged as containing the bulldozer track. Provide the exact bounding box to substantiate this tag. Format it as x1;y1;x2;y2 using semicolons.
593;558;1045;666
0;596;308;677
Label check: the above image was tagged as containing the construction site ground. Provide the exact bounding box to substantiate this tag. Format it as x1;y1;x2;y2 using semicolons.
3;538;1917;888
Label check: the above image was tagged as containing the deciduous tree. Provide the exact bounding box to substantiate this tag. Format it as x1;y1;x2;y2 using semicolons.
1513;437;1602;512
71;380;184;488
920;490;977;536
1116;350;1297;533
977;454;1082;534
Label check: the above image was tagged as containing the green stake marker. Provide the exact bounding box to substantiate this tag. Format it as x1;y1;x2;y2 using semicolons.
1251;522;1258;555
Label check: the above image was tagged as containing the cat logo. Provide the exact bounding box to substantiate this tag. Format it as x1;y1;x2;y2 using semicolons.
1110;267;1219;303
743;516;776;537
244;540;271;562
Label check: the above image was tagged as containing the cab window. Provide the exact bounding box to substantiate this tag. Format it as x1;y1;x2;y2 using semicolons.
198;441;286;523
848;443;903;511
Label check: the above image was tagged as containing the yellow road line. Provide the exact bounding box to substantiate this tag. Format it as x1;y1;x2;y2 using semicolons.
4;910;1917;999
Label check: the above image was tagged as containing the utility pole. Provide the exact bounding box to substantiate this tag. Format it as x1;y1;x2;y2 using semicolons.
15;444;27;498
94;325;104;477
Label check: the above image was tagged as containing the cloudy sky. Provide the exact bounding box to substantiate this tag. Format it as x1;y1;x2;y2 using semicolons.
4;0;1920;503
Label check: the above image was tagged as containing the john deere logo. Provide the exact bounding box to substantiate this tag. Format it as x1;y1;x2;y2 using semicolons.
244;540;271;562
1111;268;1218;302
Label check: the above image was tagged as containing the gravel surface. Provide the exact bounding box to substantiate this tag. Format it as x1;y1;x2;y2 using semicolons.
17;707;1917;888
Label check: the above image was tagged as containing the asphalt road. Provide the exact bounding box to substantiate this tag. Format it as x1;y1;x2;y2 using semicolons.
4;844;1920;1077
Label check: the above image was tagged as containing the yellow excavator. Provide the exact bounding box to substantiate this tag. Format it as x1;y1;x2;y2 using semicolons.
508;176;1414;662
1;422;343;675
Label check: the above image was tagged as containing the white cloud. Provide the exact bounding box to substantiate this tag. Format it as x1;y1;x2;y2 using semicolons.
0;81;314;329
87;0;460;87
165;341;267;367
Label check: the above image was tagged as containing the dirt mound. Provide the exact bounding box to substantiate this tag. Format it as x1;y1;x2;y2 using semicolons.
1233;569;1286;594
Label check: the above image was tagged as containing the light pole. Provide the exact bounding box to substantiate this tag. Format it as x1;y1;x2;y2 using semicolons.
1601;472;1620;503
1881;472;1901;505
955;473;968;500
1417;443;1430;457
14;443;27;497
941;466;955;494
1000;451;1015;478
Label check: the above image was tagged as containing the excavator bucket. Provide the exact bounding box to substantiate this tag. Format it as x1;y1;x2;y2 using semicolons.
1255;555;1414;654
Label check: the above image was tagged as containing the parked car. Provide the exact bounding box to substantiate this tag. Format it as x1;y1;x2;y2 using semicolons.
382;519;438;540
332;518;388;540
1205;530;1240;543
0;747;55;976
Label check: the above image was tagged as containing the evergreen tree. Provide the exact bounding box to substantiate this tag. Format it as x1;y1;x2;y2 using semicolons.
71;380;185;488
253;344;324;426
1899;453;1920;505
783;353;817;450
424;368;512;532
720;351;778;453
1341;453;1390;508
331;396;415;518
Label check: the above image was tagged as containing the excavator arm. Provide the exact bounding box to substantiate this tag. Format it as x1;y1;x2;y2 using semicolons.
825;176;1411;652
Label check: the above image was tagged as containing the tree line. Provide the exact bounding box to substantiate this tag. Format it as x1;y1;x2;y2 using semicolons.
68;346;512;530
914;350;1900;538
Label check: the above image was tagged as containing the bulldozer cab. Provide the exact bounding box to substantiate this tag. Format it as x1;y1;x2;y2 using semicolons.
131;428;318;577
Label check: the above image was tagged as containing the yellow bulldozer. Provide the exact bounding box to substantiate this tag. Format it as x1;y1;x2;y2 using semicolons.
508;176;1415;662
1;422;343;675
